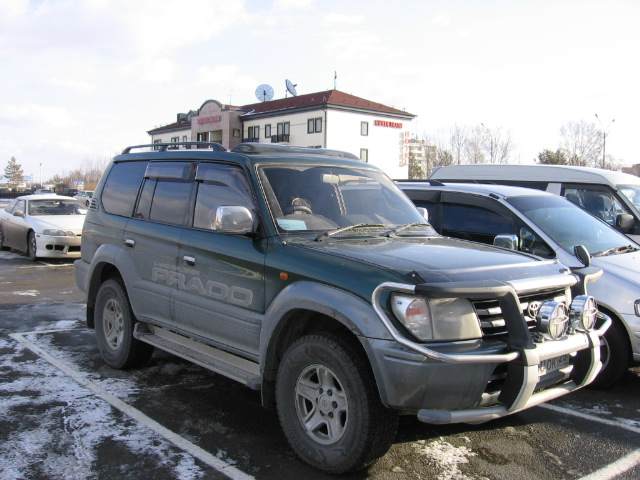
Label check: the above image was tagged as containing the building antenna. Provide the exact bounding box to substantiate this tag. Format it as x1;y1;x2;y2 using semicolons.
334;71;337;90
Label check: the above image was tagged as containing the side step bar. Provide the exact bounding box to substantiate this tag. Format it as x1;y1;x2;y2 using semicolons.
133;323;261;390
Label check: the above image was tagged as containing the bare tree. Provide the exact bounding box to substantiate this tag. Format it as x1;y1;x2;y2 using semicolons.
559;120;602;167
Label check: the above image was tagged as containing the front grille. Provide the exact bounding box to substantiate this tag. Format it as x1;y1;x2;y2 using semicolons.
473;290;567;337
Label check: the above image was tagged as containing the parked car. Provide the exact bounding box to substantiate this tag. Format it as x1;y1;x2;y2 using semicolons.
399;181;639;388
428;164;640;242
74;190;94;207
74;142;607;474
61;188;79;197
34;188;54;195
0;194;86;260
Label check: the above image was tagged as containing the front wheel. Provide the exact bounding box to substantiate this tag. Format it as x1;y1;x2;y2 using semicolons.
276;333;398;474
27;231;37;260
94;278;154;369
589;319;630;389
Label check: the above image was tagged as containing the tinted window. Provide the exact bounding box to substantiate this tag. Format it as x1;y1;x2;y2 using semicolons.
102;161;148;217
192;164;254;230
442;204;514;237
148;180;193;225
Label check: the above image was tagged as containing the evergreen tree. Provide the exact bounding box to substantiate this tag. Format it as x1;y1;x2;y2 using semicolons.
4;157;24;188
535;149;567;165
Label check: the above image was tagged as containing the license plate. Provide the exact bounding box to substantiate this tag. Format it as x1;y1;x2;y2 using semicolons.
538;354;570;375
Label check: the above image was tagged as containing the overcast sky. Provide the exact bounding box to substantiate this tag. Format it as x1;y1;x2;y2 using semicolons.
1;0;638;182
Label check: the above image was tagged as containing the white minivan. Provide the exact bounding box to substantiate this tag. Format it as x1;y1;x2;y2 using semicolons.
429;164;640;243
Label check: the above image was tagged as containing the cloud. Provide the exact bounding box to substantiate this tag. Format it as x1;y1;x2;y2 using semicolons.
322;13;366;25
0;0;29;20
430;13;451;27
0;104;72;129
273;0;314;10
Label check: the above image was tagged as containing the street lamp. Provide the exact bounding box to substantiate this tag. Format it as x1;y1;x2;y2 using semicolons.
595;114;615;169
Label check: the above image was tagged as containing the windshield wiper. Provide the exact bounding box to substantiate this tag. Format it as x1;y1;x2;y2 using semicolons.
314;223;386;241
384;222;432;237
592;244;640;257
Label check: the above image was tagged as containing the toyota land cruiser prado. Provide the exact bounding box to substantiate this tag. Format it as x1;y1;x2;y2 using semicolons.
75;142;609;474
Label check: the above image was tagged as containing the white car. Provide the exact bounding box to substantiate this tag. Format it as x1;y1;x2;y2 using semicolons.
74;190;94;207
0;194;86;260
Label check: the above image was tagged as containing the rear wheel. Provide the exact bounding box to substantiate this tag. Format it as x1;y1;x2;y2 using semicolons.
0;226;7;250
589;319;630;389
27;231;37;260
276;333;398;474
94;278;154;369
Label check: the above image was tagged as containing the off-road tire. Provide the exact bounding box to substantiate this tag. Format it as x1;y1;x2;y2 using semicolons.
276;333;398;474
94;278;154;369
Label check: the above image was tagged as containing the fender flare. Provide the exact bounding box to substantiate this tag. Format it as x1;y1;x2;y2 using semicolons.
260;281;394;377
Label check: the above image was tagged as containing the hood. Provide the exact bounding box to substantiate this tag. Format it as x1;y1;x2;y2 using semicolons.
30;215;86;234
592;251;640;284
292;235;568;285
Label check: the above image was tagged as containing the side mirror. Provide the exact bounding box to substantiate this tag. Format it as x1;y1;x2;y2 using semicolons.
574;244;591;267
213;206;256;234
494;234;518;250
416;207;429;223
12;210;25;217
616;213;634;231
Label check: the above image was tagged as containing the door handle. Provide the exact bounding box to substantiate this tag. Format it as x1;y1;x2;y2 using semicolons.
124;238;135;248
183;255;196;266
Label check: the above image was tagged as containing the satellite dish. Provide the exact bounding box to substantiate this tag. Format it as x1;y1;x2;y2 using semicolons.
255;84;274;102
286;79;298;97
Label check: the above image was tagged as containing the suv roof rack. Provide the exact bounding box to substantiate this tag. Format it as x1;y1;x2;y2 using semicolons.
231;142;359;160
122;142;227;154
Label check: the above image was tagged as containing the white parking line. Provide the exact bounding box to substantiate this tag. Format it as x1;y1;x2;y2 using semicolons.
578;449;640;480
540;403;640;479
10;329;255;480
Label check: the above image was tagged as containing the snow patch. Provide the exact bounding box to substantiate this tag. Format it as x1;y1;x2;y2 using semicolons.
412;438;476;480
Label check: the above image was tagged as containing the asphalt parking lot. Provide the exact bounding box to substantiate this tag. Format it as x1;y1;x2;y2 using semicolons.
0;248;639;480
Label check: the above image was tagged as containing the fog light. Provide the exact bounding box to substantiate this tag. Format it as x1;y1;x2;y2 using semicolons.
536;301;569;340
570;295;598;331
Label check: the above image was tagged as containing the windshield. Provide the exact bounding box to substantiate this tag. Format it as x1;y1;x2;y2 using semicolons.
258;164;434;236
507;195;634;256
28;199;86;216
618;184;640;210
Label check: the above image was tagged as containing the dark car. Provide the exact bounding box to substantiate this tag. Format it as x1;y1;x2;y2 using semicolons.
74;142;608;474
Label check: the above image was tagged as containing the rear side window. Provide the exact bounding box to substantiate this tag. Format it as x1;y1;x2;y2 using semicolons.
135;161;195;225
102;161;148;217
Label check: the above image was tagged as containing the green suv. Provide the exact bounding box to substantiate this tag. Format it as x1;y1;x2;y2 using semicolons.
75;142;609;474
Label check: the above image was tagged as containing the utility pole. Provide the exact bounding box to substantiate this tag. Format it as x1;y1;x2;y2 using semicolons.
595;114;615;169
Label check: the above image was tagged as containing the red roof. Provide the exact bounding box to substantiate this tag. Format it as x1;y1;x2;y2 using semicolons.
147;120;191;135
241;89;414;118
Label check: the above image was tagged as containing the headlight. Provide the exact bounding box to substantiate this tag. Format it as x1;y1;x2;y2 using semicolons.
42;229;75;237
635;300;640;317
536;301;569;340
569;295;598;331
391;294;481;341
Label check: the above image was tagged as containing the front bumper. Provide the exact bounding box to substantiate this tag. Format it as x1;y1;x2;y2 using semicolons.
370;281;610;424
35;233;81;258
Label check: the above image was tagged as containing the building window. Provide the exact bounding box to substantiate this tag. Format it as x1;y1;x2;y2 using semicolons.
247;126;260;142
361;121;369;136
232;129;240;138
360;148;368;162
275;122;290;143
153;139;161;151
308;117;322;134
170;136;179;149
265;124;271;138
182;135;188;141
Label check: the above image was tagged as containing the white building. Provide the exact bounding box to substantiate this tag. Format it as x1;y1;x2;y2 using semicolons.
148;90;416;178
